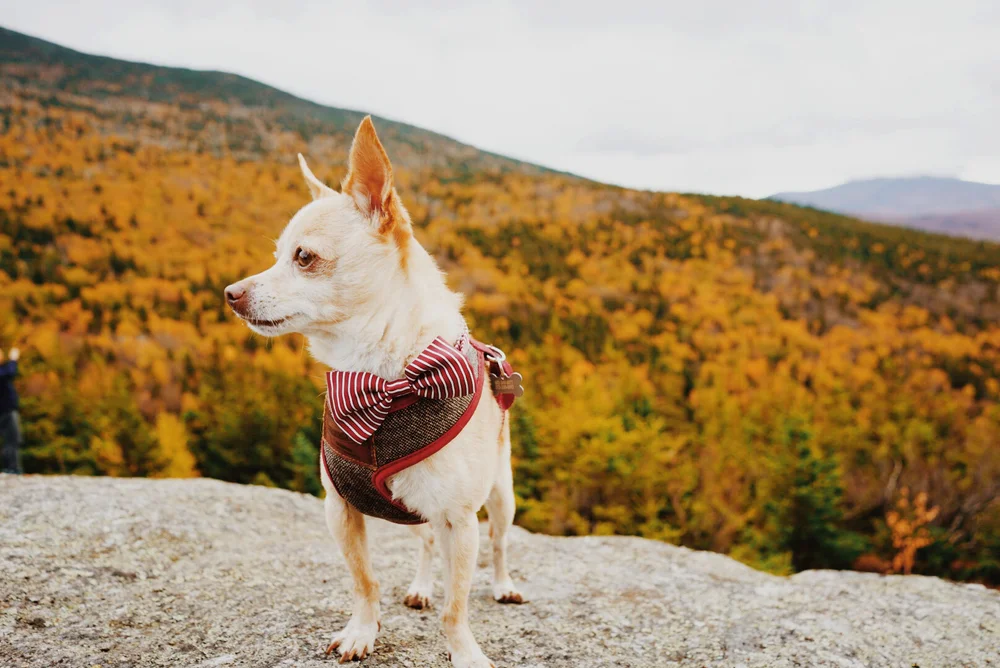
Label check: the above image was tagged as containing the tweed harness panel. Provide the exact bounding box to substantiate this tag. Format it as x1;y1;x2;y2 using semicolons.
321;338;513;524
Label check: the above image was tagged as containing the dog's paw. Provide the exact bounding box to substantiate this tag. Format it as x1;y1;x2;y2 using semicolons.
403;576;433;609
493;580;526;604
449;649;495;668
403;589;432;610
325;618;379;662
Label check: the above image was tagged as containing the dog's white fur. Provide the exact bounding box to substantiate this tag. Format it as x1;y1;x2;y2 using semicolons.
225;117;522;667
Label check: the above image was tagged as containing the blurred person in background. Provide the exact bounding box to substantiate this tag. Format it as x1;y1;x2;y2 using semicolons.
1;347;23;474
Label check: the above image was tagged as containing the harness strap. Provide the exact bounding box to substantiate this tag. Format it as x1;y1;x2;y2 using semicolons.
321;337;520;525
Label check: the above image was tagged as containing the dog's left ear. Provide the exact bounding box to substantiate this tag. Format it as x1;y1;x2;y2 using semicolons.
298;154;336;200
342;116;395;226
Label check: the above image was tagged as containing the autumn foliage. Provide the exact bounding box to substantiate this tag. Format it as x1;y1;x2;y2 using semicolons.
886;487;940;575
2;35;1000;584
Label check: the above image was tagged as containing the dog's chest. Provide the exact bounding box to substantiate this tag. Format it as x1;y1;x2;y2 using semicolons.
321;342;485;524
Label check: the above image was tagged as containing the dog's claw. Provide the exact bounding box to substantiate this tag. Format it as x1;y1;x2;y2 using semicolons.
338;646;367;663
493;583;526;604
404;592;431;609
448;650;495;667
496;591;524;604
326;618;378;662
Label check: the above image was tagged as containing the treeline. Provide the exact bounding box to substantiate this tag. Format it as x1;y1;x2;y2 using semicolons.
2;92;999;585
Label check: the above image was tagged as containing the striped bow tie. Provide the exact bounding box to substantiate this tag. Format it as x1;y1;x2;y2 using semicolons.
326;336;476;444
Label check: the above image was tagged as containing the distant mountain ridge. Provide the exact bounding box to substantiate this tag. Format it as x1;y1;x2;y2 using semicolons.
0;25;551;176
770;177;1000;241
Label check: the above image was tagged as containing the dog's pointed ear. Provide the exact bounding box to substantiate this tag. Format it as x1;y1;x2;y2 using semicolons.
298;154;336;200
342;116;394;221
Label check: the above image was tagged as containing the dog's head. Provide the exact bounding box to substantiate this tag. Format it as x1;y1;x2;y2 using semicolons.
224;117;412;337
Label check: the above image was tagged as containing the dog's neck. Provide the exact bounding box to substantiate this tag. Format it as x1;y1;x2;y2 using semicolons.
306;240;465;379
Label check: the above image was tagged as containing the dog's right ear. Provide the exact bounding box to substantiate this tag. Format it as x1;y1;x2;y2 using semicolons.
341;117;395;223
298;154;336;200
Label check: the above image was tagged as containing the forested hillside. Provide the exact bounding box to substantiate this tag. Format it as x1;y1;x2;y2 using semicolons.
2;27;999;584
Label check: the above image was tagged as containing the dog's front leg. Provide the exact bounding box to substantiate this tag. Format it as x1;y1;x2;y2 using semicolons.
404;524;435;609
434;511;493;668
323;491;380;661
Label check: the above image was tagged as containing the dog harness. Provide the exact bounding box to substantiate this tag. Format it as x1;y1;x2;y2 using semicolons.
321;333;521;524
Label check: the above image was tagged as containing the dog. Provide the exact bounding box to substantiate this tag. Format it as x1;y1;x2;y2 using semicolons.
225;117;524;667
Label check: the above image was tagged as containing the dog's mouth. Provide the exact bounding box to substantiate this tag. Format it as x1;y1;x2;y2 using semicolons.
243;315;289;328
241;315;294;333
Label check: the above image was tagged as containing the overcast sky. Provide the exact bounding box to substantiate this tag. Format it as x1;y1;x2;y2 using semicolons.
4;0;999;197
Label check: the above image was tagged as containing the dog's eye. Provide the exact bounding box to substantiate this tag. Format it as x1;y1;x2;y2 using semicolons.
294;247;315;268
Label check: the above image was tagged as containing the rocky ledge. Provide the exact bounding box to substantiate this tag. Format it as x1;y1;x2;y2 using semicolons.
0;475;997;667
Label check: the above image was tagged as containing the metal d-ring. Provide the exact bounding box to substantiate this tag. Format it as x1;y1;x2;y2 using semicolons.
484;345;508;377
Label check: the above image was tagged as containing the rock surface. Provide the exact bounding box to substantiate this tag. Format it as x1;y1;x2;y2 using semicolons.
1;476;997;667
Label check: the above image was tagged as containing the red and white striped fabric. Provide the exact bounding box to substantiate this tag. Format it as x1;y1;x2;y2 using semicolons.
326;336;477;444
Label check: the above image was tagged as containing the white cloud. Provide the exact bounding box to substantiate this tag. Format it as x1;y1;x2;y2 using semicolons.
3;0;998;196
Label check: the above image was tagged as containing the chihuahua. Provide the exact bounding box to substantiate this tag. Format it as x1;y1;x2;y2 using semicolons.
225;117;523;667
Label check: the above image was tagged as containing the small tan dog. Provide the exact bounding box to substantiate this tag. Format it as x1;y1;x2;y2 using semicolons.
225;117;523;667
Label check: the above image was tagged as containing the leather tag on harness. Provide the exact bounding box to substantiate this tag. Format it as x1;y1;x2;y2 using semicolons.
491;372;523;398
472;339;521;411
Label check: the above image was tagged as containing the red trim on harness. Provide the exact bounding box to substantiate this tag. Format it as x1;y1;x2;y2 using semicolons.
370;349;486;513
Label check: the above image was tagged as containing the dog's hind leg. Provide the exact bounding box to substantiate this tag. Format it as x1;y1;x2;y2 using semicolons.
435;511;493;668
322;486;381;661
403;523;435;609
485;427;525;604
